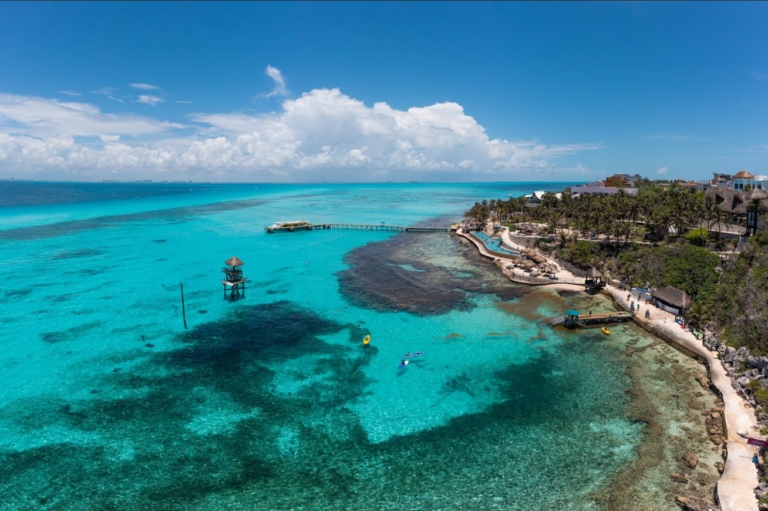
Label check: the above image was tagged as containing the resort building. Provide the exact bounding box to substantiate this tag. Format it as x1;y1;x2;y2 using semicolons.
731;170;768;191
523;191;562;207
606;173;643;187
651;286;692;316
711;173;732;186
571;182;638;197
706;187;748;218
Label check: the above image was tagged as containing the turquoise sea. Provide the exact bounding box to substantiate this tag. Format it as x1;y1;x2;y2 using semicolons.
0;182;717;510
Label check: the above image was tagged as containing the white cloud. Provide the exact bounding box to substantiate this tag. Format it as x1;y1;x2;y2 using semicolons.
0;93;183;138
657;166;668;174
90;87;124;103
263;65;288;98
137;95;165;106
59;90;80;97
175;100;194;104
129;83;160;90
0;88;599;181
91;87;118;96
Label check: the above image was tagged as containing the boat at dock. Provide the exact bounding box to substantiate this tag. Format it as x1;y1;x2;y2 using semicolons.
265;221;313;233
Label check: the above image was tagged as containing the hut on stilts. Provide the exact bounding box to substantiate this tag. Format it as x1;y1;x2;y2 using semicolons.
222;256;246;300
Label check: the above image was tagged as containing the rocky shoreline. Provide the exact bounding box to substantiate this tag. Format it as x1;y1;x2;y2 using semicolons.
703;337;768;508
459;225;762;511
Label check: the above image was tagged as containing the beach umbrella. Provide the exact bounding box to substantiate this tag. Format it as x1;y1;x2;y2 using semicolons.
531;254;547;264
522;260;536;270
538;261;548;268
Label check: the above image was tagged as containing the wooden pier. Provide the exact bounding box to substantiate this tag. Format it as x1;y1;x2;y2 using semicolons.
266;223;452;233
541;310;634;328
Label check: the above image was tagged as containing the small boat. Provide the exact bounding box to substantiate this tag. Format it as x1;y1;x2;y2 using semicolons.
265;221;313;233
402;351;426;358
398;360;409;370
363;335;371;345
602;326;611;335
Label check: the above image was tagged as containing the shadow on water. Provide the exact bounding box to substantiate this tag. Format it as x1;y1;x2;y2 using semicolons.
0;303;643;511
0;198;272;241
337;232;531;315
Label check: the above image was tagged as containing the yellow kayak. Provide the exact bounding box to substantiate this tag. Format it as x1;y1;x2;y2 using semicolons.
602;326;611;335
363;335;371;345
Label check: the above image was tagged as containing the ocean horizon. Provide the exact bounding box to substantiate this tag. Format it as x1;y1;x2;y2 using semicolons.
0;182;718;510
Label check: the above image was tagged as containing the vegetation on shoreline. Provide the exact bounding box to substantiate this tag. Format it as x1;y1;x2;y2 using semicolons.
465;182;768;356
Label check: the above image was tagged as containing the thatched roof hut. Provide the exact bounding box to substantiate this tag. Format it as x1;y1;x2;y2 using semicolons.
225;256;244;267
744;188;768;202
531;253;547;264
651;286;692;311
521;260;536;270
586;267;602;278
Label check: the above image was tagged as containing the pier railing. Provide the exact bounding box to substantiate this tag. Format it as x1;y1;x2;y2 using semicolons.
267;223;451;233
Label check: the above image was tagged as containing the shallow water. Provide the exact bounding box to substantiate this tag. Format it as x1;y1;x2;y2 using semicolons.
0;182;718;510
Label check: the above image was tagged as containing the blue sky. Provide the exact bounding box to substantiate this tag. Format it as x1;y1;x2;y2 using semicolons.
0;1;766;182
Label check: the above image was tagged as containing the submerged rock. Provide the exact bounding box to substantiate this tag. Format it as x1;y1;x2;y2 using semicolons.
682;452;699;469
670;472;688;483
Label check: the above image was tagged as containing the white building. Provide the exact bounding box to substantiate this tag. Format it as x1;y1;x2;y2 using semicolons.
731;170;768;191
571;182;638;196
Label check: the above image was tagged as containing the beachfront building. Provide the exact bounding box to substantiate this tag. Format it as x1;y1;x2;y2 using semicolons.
711;173;732;186
605;173;643;187
523;191;562;207
571;182;638;197
523;191;547;206
731;170;768;191
651;286;692;316
706;186;768;223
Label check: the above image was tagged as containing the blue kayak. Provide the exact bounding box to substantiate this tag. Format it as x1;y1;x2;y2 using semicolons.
397;360;409;370
402;351;426;358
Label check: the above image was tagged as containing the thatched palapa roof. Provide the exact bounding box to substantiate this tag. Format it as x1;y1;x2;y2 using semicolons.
531;253;547;264
733;170;755;180
225;256;244;267
744;188;768;202
707;187;768;214
586;267;602;278
651;286;692;309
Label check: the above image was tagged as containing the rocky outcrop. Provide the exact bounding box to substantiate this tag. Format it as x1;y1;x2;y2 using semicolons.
675;495;708;511
755;482;768;510
703;332;768;506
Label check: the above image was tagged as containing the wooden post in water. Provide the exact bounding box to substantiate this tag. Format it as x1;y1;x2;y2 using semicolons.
180;282;188;329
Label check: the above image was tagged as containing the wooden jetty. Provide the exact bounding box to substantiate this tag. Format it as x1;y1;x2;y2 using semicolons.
541;309;634;328
266;223;451;233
